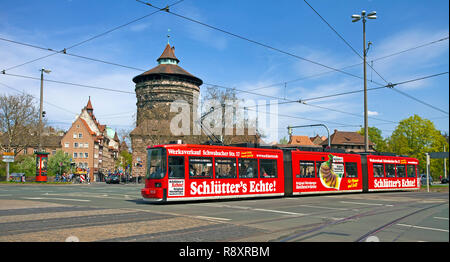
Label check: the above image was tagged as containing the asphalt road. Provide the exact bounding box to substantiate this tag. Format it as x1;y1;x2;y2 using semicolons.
0;183;448;242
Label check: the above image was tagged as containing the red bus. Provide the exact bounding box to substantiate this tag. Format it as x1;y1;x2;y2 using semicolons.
141;144;285;202
288;150;363;195
362;154;420;192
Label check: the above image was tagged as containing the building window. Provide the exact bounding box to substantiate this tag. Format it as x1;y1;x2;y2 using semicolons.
73;133;77;139
74;142;79;148
85;153;88;158
84;143;89;148
74;153;78;158
78;133;83;138
64;143;69;148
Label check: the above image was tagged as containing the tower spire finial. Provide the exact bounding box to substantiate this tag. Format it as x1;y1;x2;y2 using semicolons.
167;28;171;44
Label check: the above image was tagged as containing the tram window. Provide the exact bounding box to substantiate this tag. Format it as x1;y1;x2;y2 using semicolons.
189;157;213;179
407;165;417;178
316;161;324;178
260;159;277;178
215;158;237;179
168;156;185;179
385;164;396;178
373;164;384;177
397;164;406;178
239;158;258;178
298;161;315;178
345;162;358;178
146;148;167;179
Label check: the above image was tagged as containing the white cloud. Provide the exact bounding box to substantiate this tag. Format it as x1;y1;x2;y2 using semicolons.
368;28;449;88
368;110;379;116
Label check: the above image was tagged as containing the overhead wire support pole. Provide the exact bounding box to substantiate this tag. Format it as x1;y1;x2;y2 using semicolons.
352;10;377;152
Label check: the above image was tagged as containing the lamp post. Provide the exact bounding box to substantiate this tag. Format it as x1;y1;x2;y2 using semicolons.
352;10;376;152
38;68;51;152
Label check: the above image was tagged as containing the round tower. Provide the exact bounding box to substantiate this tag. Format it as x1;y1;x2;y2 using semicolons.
132;43;203;125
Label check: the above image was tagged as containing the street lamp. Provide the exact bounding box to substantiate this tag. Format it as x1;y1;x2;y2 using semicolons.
352;10;376;152
38;68;51;152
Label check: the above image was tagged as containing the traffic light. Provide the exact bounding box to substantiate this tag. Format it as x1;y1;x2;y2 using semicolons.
42;111;46;118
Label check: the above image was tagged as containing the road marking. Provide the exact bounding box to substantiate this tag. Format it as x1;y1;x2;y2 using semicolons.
299;204;348;211
397;223;449;233
22;197;91;202
434;217;449;220
197;203;307;216
253;208;306;216
195;216;232;222
340;201;393;207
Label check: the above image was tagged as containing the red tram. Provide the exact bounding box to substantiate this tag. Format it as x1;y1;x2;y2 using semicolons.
141;143;419;202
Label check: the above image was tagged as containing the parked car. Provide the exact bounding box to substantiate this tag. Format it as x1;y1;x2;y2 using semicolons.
420;174;433;186
441;177;449;184
105;175;120;184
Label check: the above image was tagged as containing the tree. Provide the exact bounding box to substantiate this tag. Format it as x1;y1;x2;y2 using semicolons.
0;93;40;155
14;155;36;177
279;136;289;145
357;126;388;152
387;114;449;178
47;150;72;176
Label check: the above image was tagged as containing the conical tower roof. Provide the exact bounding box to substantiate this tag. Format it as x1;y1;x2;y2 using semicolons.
132;43;202;86
157;44;180;63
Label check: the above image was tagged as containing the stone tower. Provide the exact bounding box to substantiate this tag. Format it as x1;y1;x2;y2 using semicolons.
132;43;203;125
130;42;204;178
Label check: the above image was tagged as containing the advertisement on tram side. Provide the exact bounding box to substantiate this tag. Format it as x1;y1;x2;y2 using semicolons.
142;145;285;201
291;152;363;194
366;155;420;191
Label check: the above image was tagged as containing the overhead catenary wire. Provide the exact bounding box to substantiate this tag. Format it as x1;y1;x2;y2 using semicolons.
3;34;447;102
135;0;366;81
301;0;449;116
303;0;390;84
1;0;184;73
136;0;449;116
1;72;135;94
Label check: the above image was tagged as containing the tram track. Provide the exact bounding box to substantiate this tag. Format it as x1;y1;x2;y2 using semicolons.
276;200;447;242
354;202;447;242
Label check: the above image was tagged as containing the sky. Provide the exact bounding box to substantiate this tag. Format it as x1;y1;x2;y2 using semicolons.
0;0;448;144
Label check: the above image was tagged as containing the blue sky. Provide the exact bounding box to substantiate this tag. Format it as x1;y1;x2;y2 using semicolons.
0;0;448;143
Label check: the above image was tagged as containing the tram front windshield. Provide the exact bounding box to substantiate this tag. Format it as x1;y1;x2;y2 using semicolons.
146;148;167;179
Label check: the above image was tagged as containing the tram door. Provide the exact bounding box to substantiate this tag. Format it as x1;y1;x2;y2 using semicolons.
167;156;186;198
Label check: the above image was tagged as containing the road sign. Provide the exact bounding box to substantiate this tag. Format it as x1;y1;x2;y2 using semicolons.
2;155;14;163
429;152;449;159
